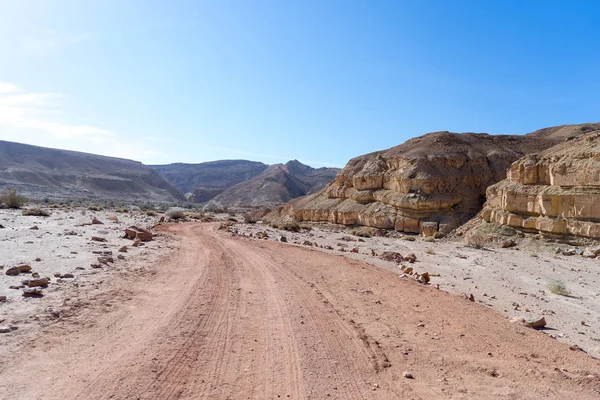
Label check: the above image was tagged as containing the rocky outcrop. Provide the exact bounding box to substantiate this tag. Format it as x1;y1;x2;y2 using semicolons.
268;124;599;235
481;126;600;238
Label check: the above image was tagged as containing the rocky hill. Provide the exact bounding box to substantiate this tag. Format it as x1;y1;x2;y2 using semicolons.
267;124;599;235
480;124;600;238
211;160;339;207
0;140;185;202
151;160;268;202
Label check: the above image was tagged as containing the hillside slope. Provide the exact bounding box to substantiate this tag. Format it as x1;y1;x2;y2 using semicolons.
212;160;339;207
151;160;268;202
0;140;185;202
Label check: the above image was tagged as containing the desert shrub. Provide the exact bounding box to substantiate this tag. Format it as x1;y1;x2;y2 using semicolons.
168;210;186;221
425;248;435;255
433;231;445;239
351;227;375;238
243;213;258;224
145;210;157;217
423;236;435;242
88;205;103;211
1;187;27;209
401;235;416;242
115;207;128;213
278;221;300;232
22;207;50;217
188;212;204;220
547;279;569;296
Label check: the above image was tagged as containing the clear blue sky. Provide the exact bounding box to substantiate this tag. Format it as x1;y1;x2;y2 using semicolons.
0;0;598;167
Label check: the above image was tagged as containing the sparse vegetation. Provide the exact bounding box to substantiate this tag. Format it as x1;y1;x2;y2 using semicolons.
22;207;50;217
188;212;205;220
425;248;435;255
168;210;186;221
351;227;375;238
401;235;416;242
145;210;157;216
88;205;104;211
547;279;569;296
423;236;435;242
278;221;300;232
0;187;28;209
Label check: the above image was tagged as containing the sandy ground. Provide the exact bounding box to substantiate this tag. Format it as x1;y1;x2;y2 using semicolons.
0;220;598;399
234;221;600;359
0;207;168;354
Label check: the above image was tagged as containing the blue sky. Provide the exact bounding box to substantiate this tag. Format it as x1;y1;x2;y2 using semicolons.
0;0;598;167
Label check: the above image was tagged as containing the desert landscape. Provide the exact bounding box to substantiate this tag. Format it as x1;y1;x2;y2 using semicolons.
1;123;600;399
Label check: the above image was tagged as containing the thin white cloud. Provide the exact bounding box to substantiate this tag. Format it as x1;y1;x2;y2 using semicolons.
0;82;21;94
0;81;161;164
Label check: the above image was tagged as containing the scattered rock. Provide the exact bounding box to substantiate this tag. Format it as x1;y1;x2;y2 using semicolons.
61;273;74;279
17;264;31;273
91;218;104;225
28;278;50;287
525;317;547;330
117;254;125;260
380;252;404;263
417;272;430;284
98;256;114;265
5;267;20;276
22;287;43;297
34;258;41;262
280;236;287;243
405;253;417;263
124;226;153;241
501;239;516;248
29;225;39;230
132;239;141;247
403;371;414;379
118;246;128;253
91;236;107;242
0;296;6;302
0;327;11;334
351;247;359;253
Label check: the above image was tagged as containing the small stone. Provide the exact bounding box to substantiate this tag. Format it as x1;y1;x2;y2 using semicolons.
28;278;49;287
34;258;41;262
23;287;43;297
525;317;546;330
0;296;6;302
117;254;125;260
5;267;20;276
91;218;104;225
17;264;31;273
29;225;39;230
280;236;287;243
118;246;128;253
403;371;414;379
501;239;516;248
0;327;11;334
91;236;107;242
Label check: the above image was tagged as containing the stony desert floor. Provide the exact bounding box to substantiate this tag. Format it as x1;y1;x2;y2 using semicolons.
0;207;599;399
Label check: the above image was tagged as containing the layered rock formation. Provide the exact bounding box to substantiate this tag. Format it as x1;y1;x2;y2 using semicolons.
481;125;600;238
269;124;599;235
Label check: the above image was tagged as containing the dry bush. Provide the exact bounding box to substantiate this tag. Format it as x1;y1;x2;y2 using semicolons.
278;221;300;232
88;205;103;211
423;236;435;242
425;248;435;255
401;235;416;242
547;279;569;296
168;210;186;221
188;213;205;220
1;187;27;209
145;210;157;217
22;207;50;217
351;227;375;238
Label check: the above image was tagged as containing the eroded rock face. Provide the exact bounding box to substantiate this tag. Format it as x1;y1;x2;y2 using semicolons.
269;124;598;235
481;127;600;238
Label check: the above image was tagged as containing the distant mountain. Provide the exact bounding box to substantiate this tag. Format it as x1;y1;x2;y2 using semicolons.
211;160;340;207
151;160;268;202
0;140;185;202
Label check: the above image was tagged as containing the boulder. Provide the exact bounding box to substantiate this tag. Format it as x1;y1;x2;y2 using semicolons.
5;267;20;276
124;226;153;242
17;264;31;273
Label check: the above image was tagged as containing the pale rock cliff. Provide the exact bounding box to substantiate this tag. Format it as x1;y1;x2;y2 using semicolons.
481;126;600;238
269;124;599;235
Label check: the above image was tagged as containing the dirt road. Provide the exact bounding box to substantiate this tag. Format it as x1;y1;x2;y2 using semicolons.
1;223;599;399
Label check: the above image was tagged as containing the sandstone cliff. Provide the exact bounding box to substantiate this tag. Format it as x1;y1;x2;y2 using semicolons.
481;124;600;238
268;124;599;235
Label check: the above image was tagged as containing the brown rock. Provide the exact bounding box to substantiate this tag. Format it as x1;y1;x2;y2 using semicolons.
91;217;104;225
0;296;6;302
5;267;20;276
28;278;49;287
22;287;43;297
91;236;107;242
17;264;31;273
124;226;153;242
119;246;128;252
